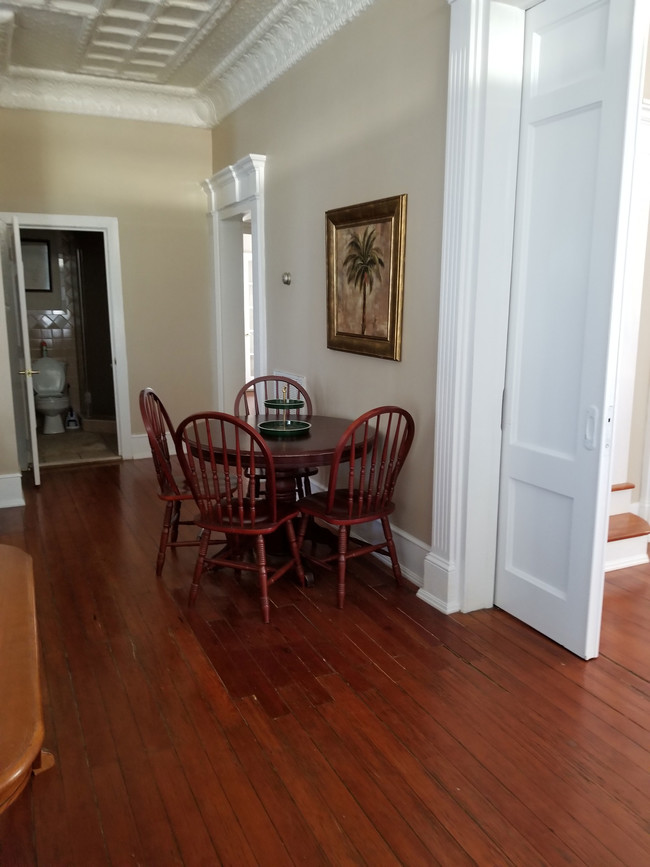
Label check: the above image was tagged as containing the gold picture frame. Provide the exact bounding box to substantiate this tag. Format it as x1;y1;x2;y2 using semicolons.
326;194;406;360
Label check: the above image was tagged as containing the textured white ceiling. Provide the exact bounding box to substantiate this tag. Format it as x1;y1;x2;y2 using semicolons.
0;0;376;127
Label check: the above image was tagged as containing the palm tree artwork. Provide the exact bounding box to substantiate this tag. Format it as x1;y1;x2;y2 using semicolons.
342;225;385;336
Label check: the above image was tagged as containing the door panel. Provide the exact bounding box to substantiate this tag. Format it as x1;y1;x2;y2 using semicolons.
0;218;40;484
495;0;640;658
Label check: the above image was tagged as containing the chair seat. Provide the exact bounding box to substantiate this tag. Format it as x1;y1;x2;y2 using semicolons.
197;500;300;535
176;411;307;622
140;387;204;577
159;479;194;501
234;376;316;498
299;490;396;524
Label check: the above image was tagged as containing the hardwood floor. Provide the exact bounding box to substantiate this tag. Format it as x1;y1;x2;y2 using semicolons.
0;460;648;866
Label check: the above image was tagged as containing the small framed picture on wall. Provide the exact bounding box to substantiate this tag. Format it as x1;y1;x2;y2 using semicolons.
22;240;52;292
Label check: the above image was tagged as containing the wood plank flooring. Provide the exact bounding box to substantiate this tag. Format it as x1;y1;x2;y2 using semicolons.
0;459;648;866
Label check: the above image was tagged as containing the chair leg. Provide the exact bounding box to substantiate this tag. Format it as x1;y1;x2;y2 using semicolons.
297;513;310;550
337;525;349;609
170;500;182;543
189;529;211;606
157;500;174;576
255;535;271;624
285;520;306;588
381;516;403;586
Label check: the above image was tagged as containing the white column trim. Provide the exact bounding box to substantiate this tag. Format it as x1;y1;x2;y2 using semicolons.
421;0;487;613
424;0;648;616
421;0;526;613
636;101;650;521
203;155;267;411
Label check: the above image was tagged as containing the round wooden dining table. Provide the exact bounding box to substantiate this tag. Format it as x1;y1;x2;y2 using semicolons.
247;414;354;502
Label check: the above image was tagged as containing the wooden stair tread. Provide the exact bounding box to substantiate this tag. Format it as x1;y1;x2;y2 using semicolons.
611;481;635;493
608;512;650;543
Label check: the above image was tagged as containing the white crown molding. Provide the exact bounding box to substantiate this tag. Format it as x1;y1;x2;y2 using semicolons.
0;10;14;75
0;0;378;128
203;0;377;124
0;68;215;128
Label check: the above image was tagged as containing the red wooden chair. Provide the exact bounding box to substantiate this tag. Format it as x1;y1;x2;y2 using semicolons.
297;406;415;609
139;388;200;575
175;412;306;622
234;375;317;497
234;375;313;417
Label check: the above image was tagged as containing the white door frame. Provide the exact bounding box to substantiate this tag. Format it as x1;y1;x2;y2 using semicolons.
633;104;650;521
420;0;648;618
203;155;267;411
0;212;132;459
610;103;650;494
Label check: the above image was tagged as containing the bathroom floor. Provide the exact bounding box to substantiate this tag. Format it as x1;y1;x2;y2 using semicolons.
37;429;120;468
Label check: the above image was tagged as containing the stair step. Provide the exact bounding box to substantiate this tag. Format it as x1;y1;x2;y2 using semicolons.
608;512;650;543
611;481;635;493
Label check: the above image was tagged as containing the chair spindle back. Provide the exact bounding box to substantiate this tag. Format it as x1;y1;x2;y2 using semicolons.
234;375;312;417
139;387;182;497
176;412;279;530
327;406;415;517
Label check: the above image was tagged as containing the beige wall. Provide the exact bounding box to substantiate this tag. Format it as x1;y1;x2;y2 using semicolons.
211;0;449;543
0;108;213;459
0;0;448;548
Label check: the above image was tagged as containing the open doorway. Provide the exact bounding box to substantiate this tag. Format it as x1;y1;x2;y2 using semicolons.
2;211;132;481
203;154;267;412
243;218;254;383
21;228;119;467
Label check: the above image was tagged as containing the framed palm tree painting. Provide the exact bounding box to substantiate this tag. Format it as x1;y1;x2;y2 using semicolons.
326;195;406;360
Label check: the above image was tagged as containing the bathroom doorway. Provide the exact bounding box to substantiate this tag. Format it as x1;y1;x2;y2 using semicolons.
2;212;132;477
22;228;119;467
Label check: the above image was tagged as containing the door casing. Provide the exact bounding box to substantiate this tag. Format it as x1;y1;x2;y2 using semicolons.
421;0;648;634
203;155;267;412
1;212;132;460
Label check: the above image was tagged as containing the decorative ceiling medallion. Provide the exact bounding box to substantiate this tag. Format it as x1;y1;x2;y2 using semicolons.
0;0;377;128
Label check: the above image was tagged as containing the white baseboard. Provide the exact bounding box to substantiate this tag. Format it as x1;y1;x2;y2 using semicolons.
418;551;461;614
130;444;429;586
416;585;457;615
0;474;25;508
307;477;427;587
351;523;427;589
130;432;178;461
130;433;153;460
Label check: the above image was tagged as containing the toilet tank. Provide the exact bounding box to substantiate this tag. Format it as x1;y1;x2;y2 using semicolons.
32;357;66;395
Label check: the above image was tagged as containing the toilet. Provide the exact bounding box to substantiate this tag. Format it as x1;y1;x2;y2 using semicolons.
33;356;68;434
